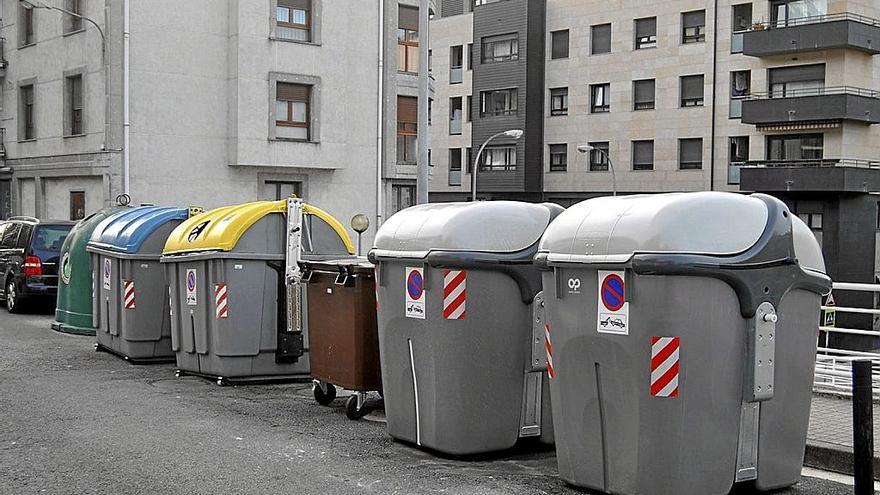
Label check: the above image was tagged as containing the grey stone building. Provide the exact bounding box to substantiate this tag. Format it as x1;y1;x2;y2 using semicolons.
2;0;434;246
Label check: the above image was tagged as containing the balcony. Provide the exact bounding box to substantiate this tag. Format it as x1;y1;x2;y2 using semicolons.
450;66;463;85
742;13;880;57
740;158;880;192
741;87;880;127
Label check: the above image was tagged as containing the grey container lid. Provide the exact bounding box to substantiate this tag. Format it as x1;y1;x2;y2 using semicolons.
373;201;558;258
539;192;777;264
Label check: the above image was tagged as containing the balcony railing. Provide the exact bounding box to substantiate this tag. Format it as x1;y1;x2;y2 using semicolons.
742;158;880;169
746;86;880;100
450;66;463;84
748;12;880;31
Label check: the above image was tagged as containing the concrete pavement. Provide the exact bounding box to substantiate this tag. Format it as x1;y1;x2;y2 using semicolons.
0;311;865;495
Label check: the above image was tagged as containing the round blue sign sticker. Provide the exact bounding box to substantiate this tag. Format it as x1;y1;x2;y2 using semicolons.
601;274;625;312
407;270;424;300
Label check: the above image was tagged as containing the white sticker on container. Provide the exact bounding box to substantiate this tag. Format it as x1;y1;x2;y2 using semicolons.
102;258;112;290
405;266;425;320
597;270;629;335
185;269;198;306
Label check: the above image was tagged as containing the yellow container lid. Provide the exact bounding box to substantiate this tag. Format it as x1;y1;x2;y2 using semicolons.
162;199;355;255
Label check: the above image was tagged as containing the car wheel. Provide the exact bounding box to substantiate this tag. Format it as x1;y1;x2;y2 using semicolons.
6;280;20;314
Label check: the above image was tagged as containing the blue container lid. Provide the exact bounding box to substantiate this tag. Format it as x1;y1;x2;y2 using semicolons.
88;206;189;254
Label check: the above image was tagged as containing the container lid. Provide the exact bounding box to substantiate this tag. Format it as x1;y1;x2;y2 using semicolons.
540;192;770;264
373;201;559;257
162;199;354;255
88;206;189;254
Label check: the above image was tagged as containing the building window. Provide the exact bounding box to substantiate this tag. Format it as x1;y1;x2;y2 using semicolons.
635;17;657;49
466;147;473;173
680;75;704;107
467;43;473;69
682;10;706;44
481;145;516;171
633;79;655;111
449;148;462;185
550;88;568;116
767;134;823;161
549;144;567;172
591;23;612;54
679;138;703;170
398;6;419;73
20;85;35;141
20;4;35;46
772;0;826;27
588;142;609;171
769;64;825;98
392;184;416;213
275;82;310;140
449;97;462;135
632;140;654;171
473;0;503;6
276;0;311;42
64;0;83;33
480;88;517;117
466;95;473;122
590;83;610;113
450;45;463;84
728;136;749;185
70;191;85;221
66;74;84;136
397;96;418;164
731;3;752;53
551;30;569;59
730;70;750;119
482;33;518;63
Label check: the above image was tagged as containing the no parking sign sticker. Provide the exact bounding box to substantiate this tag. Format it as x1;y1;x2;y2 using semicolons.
597;270;629;335
405;267;425;320
102;259;112;290
186;269;198;306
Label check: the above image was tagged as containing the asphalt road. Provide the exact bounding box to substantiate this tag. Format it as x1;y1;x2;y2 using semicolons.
0;310;864;495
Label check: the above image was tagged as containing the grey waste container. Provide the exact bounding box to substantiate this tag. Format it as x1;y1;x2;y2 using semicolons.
87;206;197;362
160;199;354;385
369;201;563;455
535;192;831;495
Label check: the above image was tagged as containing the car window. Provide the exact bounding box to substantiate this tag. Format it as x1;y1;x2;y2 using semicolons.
16;225;32;249
31;225;72;255
1;223;21;249
0;223;8;247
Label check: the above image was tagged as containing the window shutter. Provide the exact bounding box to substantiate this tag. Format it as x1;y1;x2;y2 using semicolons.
680;139;703;163
399;5;419;31
681;75;704;99
277;82;310;101
769;64;826;84
635;18;656;38
279;0;310;9
683;10;706;28
634;80;654;104
633;141;653;164
397;96;418;122
551;30;569;58
592;24;611;53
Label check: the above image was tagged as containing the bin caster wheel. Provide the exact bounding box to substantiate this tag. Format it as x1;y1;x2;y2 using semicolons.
175;370;181;378
216;377;227;387
93;343;99;351
313;382;336;406
345;394;368;420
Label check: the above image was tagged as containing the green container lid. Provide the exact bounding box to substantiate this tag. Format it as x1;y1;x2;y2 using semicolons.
52;206;128;335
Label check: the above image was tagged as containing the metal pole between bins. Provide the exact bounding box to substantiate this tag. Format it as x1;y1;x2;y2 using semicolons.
852;359;874;495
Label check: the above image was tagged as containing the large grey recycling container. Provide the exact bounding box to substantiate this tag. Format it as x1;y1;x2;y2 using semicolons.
535;192;831;495
160;200;354;385
369;201;563;455
87;206;194;363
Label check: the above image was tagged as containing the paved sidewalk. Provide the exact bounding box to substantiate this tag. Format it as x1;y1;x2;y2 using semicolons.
806;393;880;477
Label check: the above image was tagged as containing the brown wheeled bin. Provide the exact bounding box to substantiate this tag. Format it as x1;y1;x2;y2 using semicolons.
303;258;381;419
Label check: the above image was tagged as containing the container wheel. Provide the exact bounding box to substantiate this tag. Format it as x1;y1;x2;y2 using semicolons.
345;395;368;420
216;377;227;387
313;382;336;406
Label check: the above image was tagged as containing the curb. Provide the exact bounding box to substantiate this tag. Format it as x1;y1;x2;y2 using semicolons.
804;440;880;480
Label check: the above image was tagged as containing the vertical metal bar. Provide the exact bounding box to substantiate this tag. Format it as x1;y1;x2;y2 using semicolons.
853;359;874;495
415;0;430;204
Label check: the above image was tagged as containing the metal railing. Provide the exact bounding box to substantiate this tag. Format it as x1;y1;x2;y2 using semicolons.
743;158;880;169
746;12;880;31
814;282;880;399
746;86;880;100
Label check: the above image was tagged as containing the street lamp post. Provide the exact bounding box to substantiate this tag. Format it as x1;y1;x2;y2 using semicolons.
471;129;523;202
577;144;617;196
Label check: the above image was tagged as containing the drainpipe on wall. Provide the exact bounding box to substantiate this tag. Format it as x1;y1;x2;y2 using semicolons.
122;0;130;196
376;0;385;228
415;0;430;204
709;0;719;191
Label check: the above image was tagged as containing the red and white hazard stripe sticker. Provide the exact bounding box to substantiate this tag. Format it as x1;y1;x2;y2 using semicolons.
215;283;228;319
123;280;136;310
443;269;466;320
545;324;555;379
651;336;680;398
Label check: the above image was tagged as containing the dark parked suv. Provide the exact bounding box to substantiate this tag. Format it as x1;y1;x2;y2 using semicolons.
0;217;75;313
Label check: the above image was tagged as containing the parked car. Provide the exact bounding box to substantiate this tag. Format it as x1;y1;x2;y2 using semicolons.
0;217;75;313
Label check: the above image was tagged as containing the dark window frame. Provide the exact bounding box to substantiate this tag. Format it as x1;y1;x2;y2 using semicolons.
682;10;707;44
549;144;568;172
591;23;612;55
633;79;655;111
21;84;36;141
275;82;311;141
480;145;517;171
634;17;657;49
550;87;568;116
66;74;84;136
680;74;705;107
550;29;570;59
481;33;519;63
276;0;312;42
632;140;655;171
590;83;611;113
679;138;704;170
588;141;610;172
480;88;518;117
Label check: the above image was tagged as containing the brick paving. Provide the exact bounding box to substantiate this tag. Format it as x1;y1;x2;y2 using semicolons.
808;394;880;454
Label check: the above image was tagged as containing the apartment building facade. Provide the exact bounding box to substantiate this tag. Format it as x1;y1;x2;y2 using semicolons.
2;0;433;245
